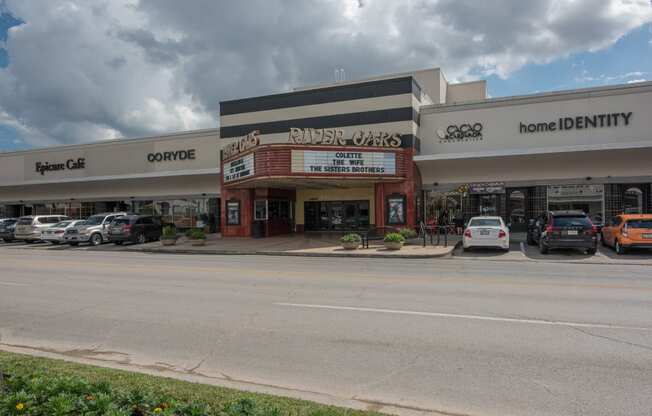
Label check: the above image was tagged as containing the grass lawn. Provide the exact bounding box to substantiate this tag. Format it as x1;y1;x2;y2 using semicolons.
0;350;383;416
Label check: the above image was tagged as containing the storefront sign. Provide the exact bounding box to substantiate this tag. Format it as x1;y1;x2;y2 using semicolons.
35;158;86;175
288;128;402;148
548;184;604;198
436;123;483;142
520;112;632;134
224;153;255;183
291;150;396;175
223;130;260;160
468;182;505;194
147;149;196;162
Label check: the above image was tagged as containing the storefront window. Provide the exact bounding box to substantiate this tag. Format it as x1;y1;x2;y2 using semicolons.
425;191;462;225
624;187;643;214
254;200;268;220
227;200;240;225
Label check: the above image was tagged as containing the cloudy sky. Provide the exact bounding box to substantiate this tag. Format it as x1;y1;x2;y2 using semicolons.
0;0;651;151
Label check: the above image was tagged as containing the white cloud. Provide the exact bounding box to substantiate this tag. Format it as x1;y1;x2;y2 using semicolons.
627;78;647;83
1;0;652;147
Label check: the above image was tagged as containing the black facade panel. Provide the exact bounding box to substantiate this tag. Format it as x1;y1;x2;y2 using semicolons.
220;107;415;139
220;77;417;116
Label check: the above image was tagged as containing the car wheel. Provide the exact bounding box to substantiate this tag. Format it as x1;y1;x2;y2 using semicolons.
587;247;596;255
69;242;79;246
137;233;146;244
615;240;626;255
51;241;60;245
3;238;12;243
539;238;548;254
25;240;33;244
114;241;123;245
90;233;103;246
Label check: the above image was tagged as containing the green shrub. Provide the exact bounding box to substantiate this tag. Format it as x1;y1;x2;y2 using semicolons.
340;233;362;243
398;227;417;239
185;228;206;240
162;225;176;239
383;232;405;243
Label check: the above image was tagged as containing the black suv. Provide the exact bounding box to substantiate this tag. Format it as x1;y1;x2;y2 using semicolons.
107;215;162;245
528;211;598;254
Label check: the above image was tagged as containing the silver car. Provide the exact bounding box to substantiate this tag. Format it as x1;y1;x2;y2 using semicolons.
14;215;70;243
64;212;130;246
41;220;87;244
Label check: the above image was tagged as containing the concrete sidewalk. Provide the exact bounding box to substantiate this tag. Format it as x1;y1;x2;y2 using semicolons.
124;234;457;258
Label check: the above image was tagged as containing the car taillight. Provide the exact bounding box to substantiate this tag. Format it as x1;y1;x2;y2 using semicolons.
55;230;64;234
545;225;553;234
589;226;597;235
464;229;472;238
123;224;132;232
498;230;506;238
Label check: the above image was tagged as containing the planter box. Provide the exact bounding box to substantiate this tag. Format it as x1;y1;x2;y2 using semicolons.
160;239;177;246
341;241;360;250
384;241;404;251
189;239;206;247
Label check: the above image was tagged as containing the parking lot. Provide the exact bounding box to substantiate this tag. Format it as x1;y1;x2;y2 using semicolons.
452;238;652;265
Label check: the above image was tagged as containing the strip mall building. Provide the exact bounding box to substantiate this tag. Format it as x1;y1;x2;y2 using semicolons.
1;68;651;236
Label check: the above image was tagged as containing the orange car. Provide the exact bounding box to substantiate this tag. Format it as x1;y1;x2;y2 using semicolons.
601;214;652;254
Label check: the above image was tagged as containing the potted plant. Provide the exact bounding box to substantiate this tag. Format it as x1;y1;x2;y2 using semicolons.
340;233;362;250
160;225;177;246
383;232;405;250
398;227;418;244
186;228;207;246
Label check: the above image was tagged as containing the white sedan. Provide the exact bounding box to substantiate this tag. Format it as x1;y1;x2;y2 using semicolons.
463;216;510;251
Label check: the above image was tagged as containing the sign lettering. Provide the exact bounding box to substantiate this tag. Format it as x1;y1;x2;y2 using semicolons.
35;158;86;175
223;130;260;160
520;112;632;134
147;149;196;162
289;128;402;148
224;153;255;183
291;150;396;175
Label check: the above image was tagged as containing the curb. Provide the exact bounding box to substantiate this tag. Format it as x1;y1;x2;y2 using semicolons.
125;246;456;259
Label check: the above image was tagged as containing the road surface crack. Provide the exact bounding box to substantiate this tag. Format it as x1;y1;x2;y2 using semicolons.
570;326;652;352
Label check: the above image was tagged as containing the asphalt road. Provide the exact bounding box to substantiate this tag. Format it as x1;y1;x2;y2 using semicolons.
1;248;651;416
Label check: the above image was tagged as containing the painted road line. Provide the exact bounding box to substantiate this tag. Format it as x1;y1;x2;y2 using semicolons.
0;281;30;286
275;302;652;331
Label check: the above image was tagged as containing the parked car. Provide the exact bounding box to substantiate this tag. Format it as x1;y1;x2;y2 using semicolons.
14;215;70;243
463;216;510;251
64;212;130;246
601;214;652;254
528;210;597;254
41;220;87;244
0;218;18;242
108;215;162;245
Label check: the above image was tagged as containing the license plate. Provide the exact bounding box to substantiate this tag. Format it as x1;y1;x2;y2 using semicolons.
567;230;578;235
643;234;652;239
480;230;490;235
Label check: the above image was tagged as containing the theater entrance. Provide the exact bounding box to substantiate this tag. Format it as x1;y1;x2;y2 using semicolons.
304;200;370;231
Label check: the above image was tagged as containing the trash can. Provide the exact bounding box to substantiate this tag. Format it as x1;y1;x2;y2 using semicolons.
252;220;266;238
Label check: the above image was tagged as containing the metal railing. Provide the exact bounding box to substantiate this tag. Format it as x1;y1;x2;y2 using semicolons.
419;222;456;247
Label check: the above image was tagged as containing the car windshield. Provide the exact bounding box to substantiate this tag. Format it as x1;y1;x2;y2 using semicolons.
469;219;502;227
84;215;105;225
553;216;591;227
2;219;16;225
53;221;72;228
17;217;33;225
626;220;652;229
112;218;131;225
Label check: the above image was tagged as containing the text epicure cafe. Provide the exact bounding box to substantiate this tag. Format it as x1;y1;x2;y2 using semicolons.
2;67;651;236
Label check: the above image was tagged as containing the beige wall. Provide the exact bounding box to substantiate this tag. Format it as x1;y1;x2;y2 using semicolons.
0;130;220;187
295;187;375;225
445;81;487;103
417;147;652;187
419;85;652;158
